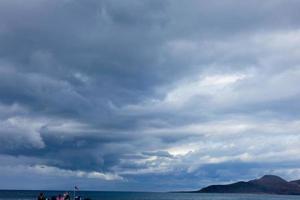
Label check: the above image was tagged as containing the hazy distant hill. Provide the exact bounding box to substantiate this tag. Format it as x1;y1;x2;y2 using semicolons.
196;175;300;195
290;179;300;185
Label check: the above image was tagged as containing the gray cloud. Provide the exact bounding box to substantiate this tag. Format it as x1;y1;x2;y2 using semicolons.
1;0;300;191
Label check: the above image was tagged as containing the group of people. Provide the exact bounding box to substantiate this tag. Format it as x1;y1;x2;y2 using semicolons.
38;192;72;200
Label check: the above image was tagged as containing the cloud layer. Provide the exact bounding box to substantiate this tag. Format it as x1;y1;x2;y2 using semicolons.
1;0;300;191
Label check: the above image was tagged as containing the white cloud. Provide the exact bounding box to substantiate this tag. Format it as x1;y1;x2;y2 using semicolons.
120;73;248;113
0;117;46;148
163;74;247;107
33;165;123;181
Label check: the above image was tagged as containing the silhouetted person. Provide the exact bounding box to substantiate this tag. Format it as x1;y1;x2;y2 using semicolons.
38;193;46;200
56;194;64;200
64;192;70;200
74;196;81;200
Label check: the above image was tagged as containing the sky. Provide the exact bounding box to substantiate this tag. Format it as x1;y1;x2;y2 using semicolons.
1;0;300;192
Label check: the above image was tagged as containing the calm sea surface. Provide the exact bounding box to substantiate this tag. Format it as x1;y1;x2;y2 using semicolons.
0;190;300;200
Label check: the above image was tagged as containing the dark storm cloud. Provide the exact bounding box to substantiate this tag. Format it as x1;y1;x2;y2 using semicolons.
1;0;300;191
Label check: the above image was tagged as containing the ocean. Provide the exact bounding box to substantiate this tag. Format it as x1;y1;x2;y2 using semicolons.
0;190;300;200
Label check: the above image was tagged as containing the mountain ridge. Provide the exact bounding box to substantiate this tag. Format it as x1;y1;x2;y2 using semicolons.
195;175;300;195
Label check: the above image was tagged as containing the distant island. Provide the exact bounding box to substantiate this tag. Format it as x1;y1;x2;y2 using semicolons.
193;175;300;195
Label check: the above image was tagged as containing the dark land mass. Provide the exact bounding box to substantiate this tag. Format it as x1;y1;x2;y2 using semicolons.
194;175;300;195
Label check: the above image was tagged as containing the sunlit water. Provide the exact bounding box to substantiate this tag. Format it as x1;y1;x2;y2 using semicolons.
1;190;300;200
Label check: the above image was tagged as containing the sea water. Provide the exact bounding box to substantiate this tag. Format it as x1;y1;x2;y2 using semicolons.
0;190;300;200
